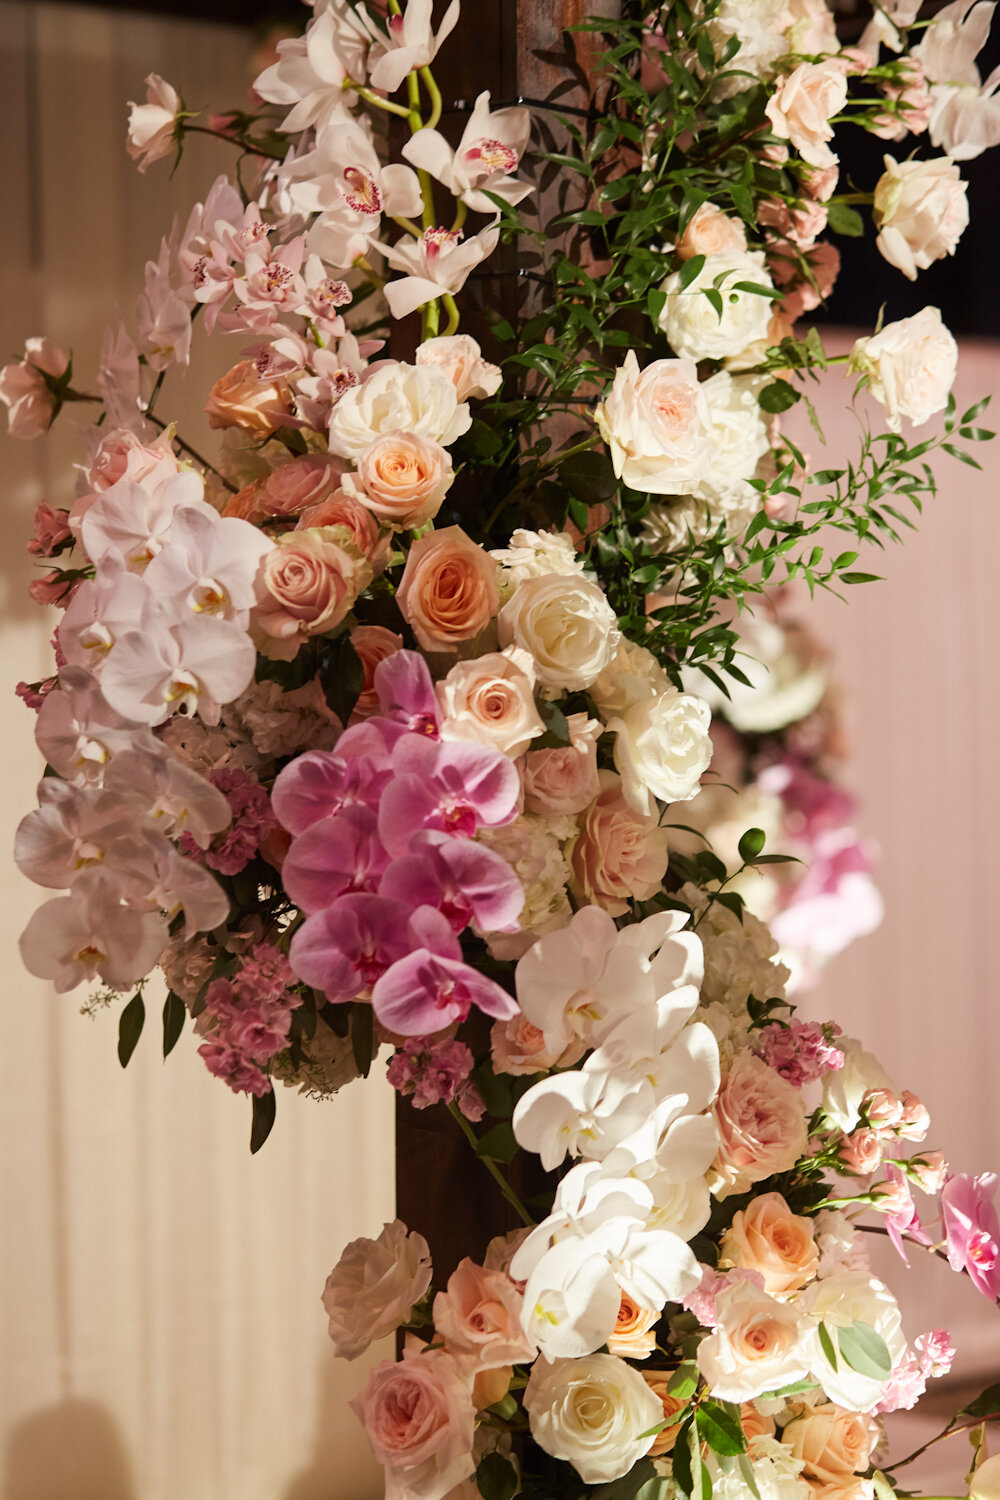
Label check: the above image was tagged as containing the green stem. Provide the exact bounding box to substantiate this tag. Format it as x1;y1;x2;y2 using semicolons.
406;72;437;231
446;1104;534;1228
422;298;441;340
441;294;460;337
181;122;284;160
451;198;468;235
392;215;425;238
419;66;443;130
883;1415;1000;1475
828;192;874;206
483;432;600;534
342;78;413;120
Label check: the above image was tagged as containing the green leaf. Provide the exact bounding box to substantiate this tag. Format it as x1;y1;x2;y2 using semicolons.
697;1399;747;1457
827;201;865;237
956;1382;1000;1425
838;1321;892;1381
668;1364;699;1399
118;992;146;1068
942;441;982;470
351;1004;375;1079
839;571;882;585
738;827;766;862
818;1322;838;1370
593;1459;666;1500
318;634;365;724
759;381;800;414
476;1451;518;1500
250;1087;276;1154
162;990;185;1059
560;449;618;504
698;850;729;884
476;1122;519;1164
758;1378;819;1400
678;254;706;291
534;698;572;750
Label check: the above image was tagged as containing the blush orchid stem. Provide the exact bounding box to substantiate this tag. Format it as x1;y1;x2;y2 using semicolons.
446;1102;534;1228
883;1412;1000;1474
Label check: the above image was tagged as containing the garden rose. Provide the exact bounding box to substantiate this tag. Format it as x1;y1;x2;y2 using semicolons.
224;455;345;523
328;361;471;460
595;351;713;494
719;1193;819;1297
850;308;957;431
659;253;776;363
397;525;499;652
641;1373;688;1457
784;1404;880;1485
609;686;713;815
206;359;292;438
323;1218;432;1359
713;1054;809;1196
256;526;371;652
85;426;181;496
498;573;620;691
126;73;181;171
350;624;404;718
349;430;454;528
677;202;748;260
433;1257;536;1373
490;1014;581;1076
697;1279;812;1401
351;1343;476;1500
606;1292;659;1359
0;337;69;439
297;492;386;566
568;772;671;916
416;334;502;400
522;713;602;816
765;62;848;169
436;650;545;757
523;1352;663;1484
873;155;969;280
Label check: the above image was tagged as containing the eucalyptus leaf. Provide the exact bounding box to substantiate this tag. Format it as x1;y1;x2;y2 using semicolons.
838;1322;892;1381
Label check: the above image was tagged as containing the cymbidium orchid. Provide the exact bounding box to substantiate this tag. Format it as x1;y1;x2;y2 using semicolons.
402;91;532;213
253;2;371;135
360;0;461;95
381;224;502;320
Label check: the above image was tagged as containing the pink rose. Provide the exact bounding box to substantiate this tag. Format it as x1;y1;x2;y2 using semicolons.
838;1128;883;1175
863;1087;904;1130
897;1089;930;1141
415;334;502;401
350;624;404;719
489;1014;582;1076
712;1054;809;1195
224;455;345;524
909;1150;947;1194
677;203;747;260
0;337;69;439
297;492;389;573
522;712;602;816
27;502;72;558
86;426;181;495
350;1344;476;1500
397;525;499;652
256;527;371;655
765;62;847;170
433;1258;536;1373
568;771;670;917
436;649;544;757
206;359;292;439
351;430;454;529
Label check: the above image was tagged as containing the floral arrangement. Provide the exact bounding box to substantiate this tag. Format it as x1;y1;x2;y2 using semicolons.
7;1;1000;1499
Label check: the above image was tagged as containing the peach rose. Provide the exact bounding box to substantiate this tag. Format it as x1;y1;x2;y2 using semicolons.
396;525;499;652
740;1403;776;1444
837;1128;883;1175
472;1365;513;1411
640;1374;688;1458
765;61;847;170
719;1192;819;1297
712;1054;809;1196
677;203;747;260
297;491;388;572
784;1403;880;1484
607;1292;659;1360
256;527;371;654
415;335;502;401
350;430;454;529
224;455;345;524
206;359;292;439
436;649;544;758
489;1014;582;1076
433;1258;536;1374
350;624;404;719
697;1280;811;1402
522;713;602;816
350;1344;476;1499
568;771;670;917
811;1481;876;1500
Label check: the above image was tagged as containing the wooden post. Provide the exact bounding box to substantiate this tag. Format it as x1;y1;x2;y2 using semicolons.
394;0;620;1284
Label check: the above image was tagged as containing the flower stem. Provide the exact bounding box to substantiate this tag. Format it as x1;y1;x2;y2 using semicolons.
419;66;443;131
181;122;285;160
441;294;460;337
446;1104;534;1228
144;412;237;493
342;78;413;120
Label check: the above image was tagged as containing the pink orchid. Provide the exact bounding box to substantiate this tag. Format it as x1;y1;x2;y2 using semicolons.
941;1172;1000;1300
103;744;231;848
374;649;441;736
290;892;413;1001
402;91;532;213
876;1163;932;1266
379;832;524;934
136;240;192;371
228;238;308;334
282;805;389;913
19;869;167;993
15;780;144;890
377;734;520;857
58;557;154;670
99;614;257;727
381;224;501;321
372;905;518;1035
363;0;461;94
286;118;422;270
272;730;394;836
109;830;230;935
80;474;214;571
293;340;366;430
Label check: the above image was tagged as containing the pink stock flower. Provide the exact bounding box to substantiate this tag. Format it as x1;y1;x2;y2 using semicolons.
874;1349;927;1414
681;1264;765;1330
0;337;69;438
181;767;277;876
387;1036;479;1113
941;1173;1000;1301
198;1039;272;1097
16;677;57;711
372;906;518;1036
754;1019;844;1088
915;1328;955;1378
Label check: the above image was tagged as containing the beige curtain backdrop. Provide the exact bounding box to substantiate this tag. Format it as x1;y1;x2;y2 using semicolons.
1;8;998;1497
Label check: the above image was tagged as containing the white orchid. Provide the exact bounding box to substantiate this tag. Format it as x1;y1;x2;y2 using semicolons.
361;0;461;95
403;91;532;212
253;2;371;134
914;0;1000;159
381;224;500;320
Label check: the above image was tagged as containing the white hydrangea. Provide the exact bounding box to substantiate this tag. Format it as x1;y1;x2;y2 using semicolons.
711;1436;811;1500
491;528;586;595
681;882;790;1012
478;813;575;959
702;0;789;96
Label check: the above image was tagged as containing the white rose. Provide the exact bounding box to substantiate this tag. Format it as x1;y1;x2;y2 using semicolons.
765;61;848;170
697;1280;813;1401
437;648;545;757
590;638;671;717
498;573;620;691
610;688;713;815
415;333;502;400
595;351;713;495
328;361;471;460
873;154;969;281
660;252;776;362
704;0;788;96
850;307;957;431
523;1353;664;1484
491;528;585;590
800;1271;908;1410
322;1219;432;1359
696;371;771;509
970;1455;1000;1500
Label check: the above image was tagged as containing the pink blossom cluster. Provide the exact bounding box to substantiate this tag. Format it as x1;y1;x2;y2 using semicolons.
386;1036;484;1120
196;943;301;1096
875;1327;955;1413
277;650;522;1036
754;1018;844;1087
180;766;277;875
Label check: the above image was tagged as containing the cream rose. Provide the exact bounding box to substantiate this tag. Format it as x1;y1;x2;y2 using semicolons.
678;203;748;260
523;1352;664;1484
713;1054;809;1196
590;639;671;717
328;361;471;460
784;1403;880;1484
498;573;619;691
350;1343;476;1500
397;525;500;652
416;334;502;400
348;430;454;529
850;308;957;431
523;713;602;816
765;62;848;170
568;771;670;917
719;1193;820;1297
436;649;545;757
595;351;713;494
610;686;713;815
660;253;776;363
206;359;292;439
970;1455;1000;1500
126;73;181;172
322;1219;432;1359
873;154;969;281
432;1257;536;1373
256;526;371;654
697;1279;812;1402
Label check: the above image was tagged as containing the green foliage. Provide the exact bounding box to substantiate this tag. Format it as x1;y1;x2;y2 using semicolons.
118;991;146;1068
162;991;185;1058
476;1452;519;1500
838;1322;893;1381
250;1088;276;1154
